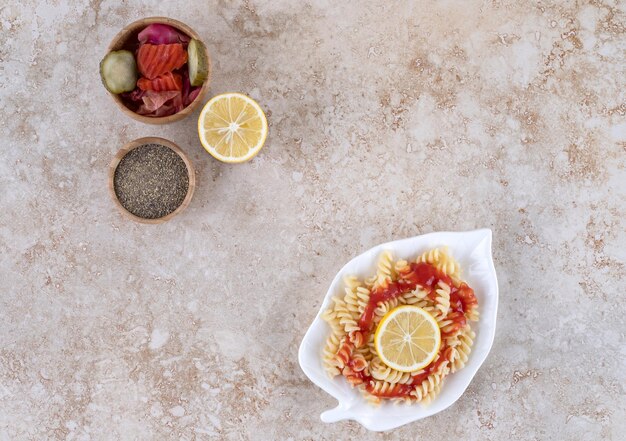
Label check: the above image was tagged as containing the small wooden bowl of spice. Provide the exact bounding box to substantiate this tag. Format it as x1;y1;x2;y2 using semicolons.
109;137;195;224
102;17;211;124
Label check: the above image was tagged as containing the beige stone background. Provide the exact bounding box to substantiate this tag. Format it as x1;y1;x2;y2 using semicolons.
0;0;625;440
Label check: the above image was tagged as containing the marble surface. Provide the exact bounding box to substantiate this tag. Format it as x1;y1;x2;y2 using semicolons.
0;0;624;439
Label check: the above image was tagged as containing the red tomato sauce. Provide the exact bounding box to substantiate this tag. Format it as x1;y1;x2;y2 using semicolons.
358;262;470;334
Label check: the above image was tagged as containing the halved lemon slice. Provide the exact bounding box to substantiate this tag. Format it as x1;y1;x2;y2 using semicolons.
198;93;268;163
374;305;441;372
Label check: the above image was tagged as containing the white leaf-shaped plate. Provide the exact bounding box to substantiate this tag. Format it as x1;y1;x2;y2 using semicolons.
298;229;498;432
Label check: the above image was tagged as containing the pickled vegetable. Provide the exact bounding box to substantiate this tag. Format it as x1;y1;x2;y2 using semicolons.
99;50;138;94
137;72;183;92
187;39;208;87
103;22;206;117
137;43;187;79
138;23;190;45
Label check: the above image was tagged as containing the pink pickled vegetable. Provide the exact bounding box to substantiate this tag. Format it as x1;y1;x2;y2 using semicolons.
186;88;201;106
137;101;176;116
135;90;185;116
139;91;180;112
180;70;201;106
182;69;190;103
120;88;145;102
137;97;178;116
138;24;190;45
171;93;185;113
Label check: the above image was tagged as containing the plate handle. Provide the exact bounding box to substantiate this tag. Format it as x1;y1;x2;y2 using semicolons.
321;404;350;423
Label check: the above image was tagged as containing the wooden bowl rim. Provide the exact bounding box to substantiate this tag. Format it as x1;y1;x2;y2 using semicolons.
108;136;196;224
105;17;211;125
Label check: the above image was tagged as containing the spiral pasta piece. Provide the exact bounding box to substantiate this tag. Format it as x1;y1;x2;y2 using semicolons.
394;259;409;273
411;372;445;402
417;247;461;280
367;380;408;398
336;303;359;334
364;274;378;289
322;333;342;377
342;287;361;316
348;330;366;348
438;310;467;337
342;366;366;386
419;304;440;319
434;281;451;317
362;388;382;405
420;382;442;405
375;250;395;286
339;279;371;347
374;297;400;320
343;275;362;291
331;338;354;369
467;306;480;322
399;287;429;306
366;330;376;356
450;326;475;373
355;287;371;316
391;395;415;405
355;341;375;363
370;357;413;384
321;304;343;337
351;352;368;372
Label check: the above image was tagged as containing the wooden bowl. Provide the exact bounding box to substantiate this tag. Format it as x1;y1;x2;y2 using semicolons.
108;137;196;224
105;17;211;124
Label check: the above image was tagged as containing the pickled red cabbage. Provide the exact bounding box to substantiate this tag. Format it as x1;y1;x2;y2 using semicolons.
138;24;190;45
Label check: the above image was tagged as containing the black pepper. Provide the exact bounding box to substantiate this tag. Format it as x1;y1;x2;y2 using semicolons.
113;144;189;219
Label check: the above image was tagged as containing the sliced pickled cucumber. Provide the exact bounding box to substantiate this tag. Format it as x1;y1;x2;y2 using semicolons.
188;39;208;87
100;50;138;94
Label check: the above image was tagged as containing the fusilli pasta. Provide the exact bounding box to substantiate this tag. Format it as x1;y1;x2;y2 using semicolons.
434;281;451;317
417;247;461;280
375;250;395;287
320;248;479;405
370;357;413;384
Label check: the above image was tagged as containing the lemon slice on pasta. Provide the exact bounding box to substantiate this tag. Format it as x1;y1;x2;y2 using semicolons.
374;306;441;373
